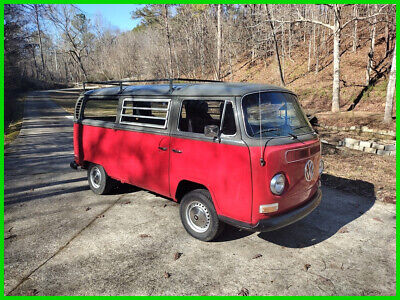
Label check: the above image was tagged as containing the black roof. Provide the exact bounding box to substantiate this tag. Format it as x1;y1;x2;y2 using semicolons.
84;82;293;98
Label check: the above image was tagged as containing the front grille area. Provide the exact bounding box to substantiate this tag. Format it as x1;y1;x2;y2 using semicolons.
285;144;320;163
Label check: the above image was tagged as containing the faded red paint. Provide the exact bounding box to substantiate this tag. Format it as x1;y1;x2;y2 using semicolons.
248;140;320;225
74;124;320;226
170;136;253;223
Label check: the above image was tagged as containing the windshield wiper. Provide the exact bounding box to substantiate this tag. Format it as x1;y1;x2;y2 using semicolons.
255;128;279;136
259;128;281;166
292;125;309;130
287;132;305;144
259;129;307;167
291;124;313;134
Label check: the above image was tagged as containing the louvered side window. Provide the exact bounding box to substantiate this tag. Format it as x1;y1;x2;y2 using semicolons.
119;98;170;129
74;97;84;120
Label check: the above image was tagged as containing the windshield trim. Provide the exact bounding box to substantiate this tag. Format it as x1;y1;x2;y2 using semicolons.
240;90;313;140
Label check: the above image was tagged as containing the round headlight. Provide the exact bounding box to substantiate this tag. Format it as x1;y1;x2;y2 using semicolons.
319;160;324;175
270;173;286;195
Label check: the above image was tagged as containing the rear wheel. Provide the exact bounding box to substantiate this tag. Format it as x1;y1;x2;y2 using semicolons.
87;164;114;195
180;189;224;241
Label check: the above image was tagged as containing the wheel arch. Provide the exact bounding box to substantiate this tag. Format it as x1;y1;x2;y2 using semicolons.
174;180;220;213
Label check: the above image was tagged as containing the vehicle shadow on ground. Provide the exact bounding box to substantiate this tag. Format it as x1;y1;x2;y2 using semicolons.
103;174;375;245
257;174;375;248
4;176;87;195
111;183;141;194
216;225;253;242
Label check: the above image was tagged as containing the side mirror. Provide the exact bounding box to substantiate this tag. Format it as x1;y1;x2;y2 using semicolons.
204;125;220;139
308;115;319;127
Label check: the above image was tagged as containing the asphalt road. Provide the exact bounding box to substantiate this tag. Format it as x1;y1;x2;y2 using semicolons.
4;90;396;296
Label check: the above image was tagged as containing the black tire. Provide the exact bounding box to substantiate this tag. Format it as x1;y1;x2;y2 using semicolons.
180;189;225;242
87;163;114;195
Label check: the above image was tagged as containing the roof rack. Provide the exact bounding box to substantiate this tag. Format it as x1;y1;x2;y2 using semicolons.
82;78;223;93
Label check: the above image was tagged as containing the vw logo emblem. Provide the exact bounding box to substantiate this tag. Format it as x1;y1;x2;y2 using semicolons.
305;160;314;182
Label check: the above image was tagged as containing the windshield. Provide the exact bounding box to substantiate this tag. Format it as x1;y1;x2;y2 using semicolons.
242;92;313;138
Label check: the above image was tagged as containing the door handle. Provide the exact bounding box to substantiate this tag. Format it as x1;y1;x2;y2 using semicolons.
158;147;167;151
172;149;182;153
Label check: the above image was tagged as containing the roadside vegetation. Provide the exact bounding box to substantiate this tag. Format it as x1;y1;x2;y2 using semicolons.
4;93;25;146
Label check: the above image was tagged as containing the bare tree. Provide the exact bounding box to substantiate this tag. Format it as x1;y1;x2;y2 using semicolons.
25;4;47;78
4;2;396;108
216;4;222;80
162;5;174;78
280;4;387;112
365;4;377;86
352;5;358;52
384;42;396;123
46;4;94;81
315;24;320;73
265;4;285;86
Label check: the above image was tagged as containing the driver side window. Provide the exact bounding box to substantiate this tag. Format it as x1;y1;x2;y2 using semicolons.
178;100;236;135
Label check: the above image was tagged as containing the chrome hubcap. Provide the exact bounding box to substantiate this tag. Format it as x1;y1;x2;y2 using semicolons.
186;201;210;233
90;167;101;189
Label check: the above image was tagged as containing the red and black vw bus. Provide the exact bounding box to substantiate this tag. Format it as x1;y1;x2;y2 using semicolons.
71;79;323;241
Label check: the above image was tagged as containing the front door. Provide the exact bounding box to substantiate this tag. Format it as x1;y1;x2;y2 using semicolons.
169;99;253;223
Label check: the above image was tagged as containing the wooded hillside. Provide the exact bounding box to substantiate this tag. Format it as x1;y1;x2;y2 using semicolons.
4;4;397;123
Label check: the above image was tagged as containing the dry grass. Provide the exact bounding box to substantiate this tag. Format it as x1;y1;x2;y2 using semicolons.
321;146;396;203
316;111;396;132
4;95;25;147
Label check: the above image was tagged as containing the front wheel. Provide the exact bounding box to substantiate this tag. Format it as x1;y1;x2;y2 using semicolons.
180;189;224;241
87;163;114;195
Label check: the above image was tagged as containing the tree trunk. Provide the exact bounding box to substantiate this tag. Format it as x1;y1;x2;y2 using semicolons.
216;4;222;80
307;34;312;72
31;46;39;79
174;48;180;78
384;42;396;123
265;4;285;86
54;51;58;76
312;21;316;59
352;5;358;52
288;23;293;61
281;25;285;79
332;5;341;113
64;59;69;82
366;5;377;86
34;4;46;78
315;25;320;74
163;5;173;78
228;52;233;81
385;13;390;57
73;52;88;81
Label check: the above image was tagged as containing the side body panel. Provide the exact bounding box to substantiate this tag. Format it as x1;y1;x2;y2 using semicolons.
73;123;84;165
116;129;170;197
80;124;170;197
169;137;253;223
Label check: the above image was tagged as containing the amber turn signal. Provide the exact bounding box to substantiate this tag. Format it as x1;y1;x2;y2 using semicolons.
259;203;279;214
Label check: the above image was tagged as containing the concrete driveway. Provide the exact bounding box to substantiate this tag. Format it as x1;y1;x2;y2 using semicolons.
4;90;396;296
